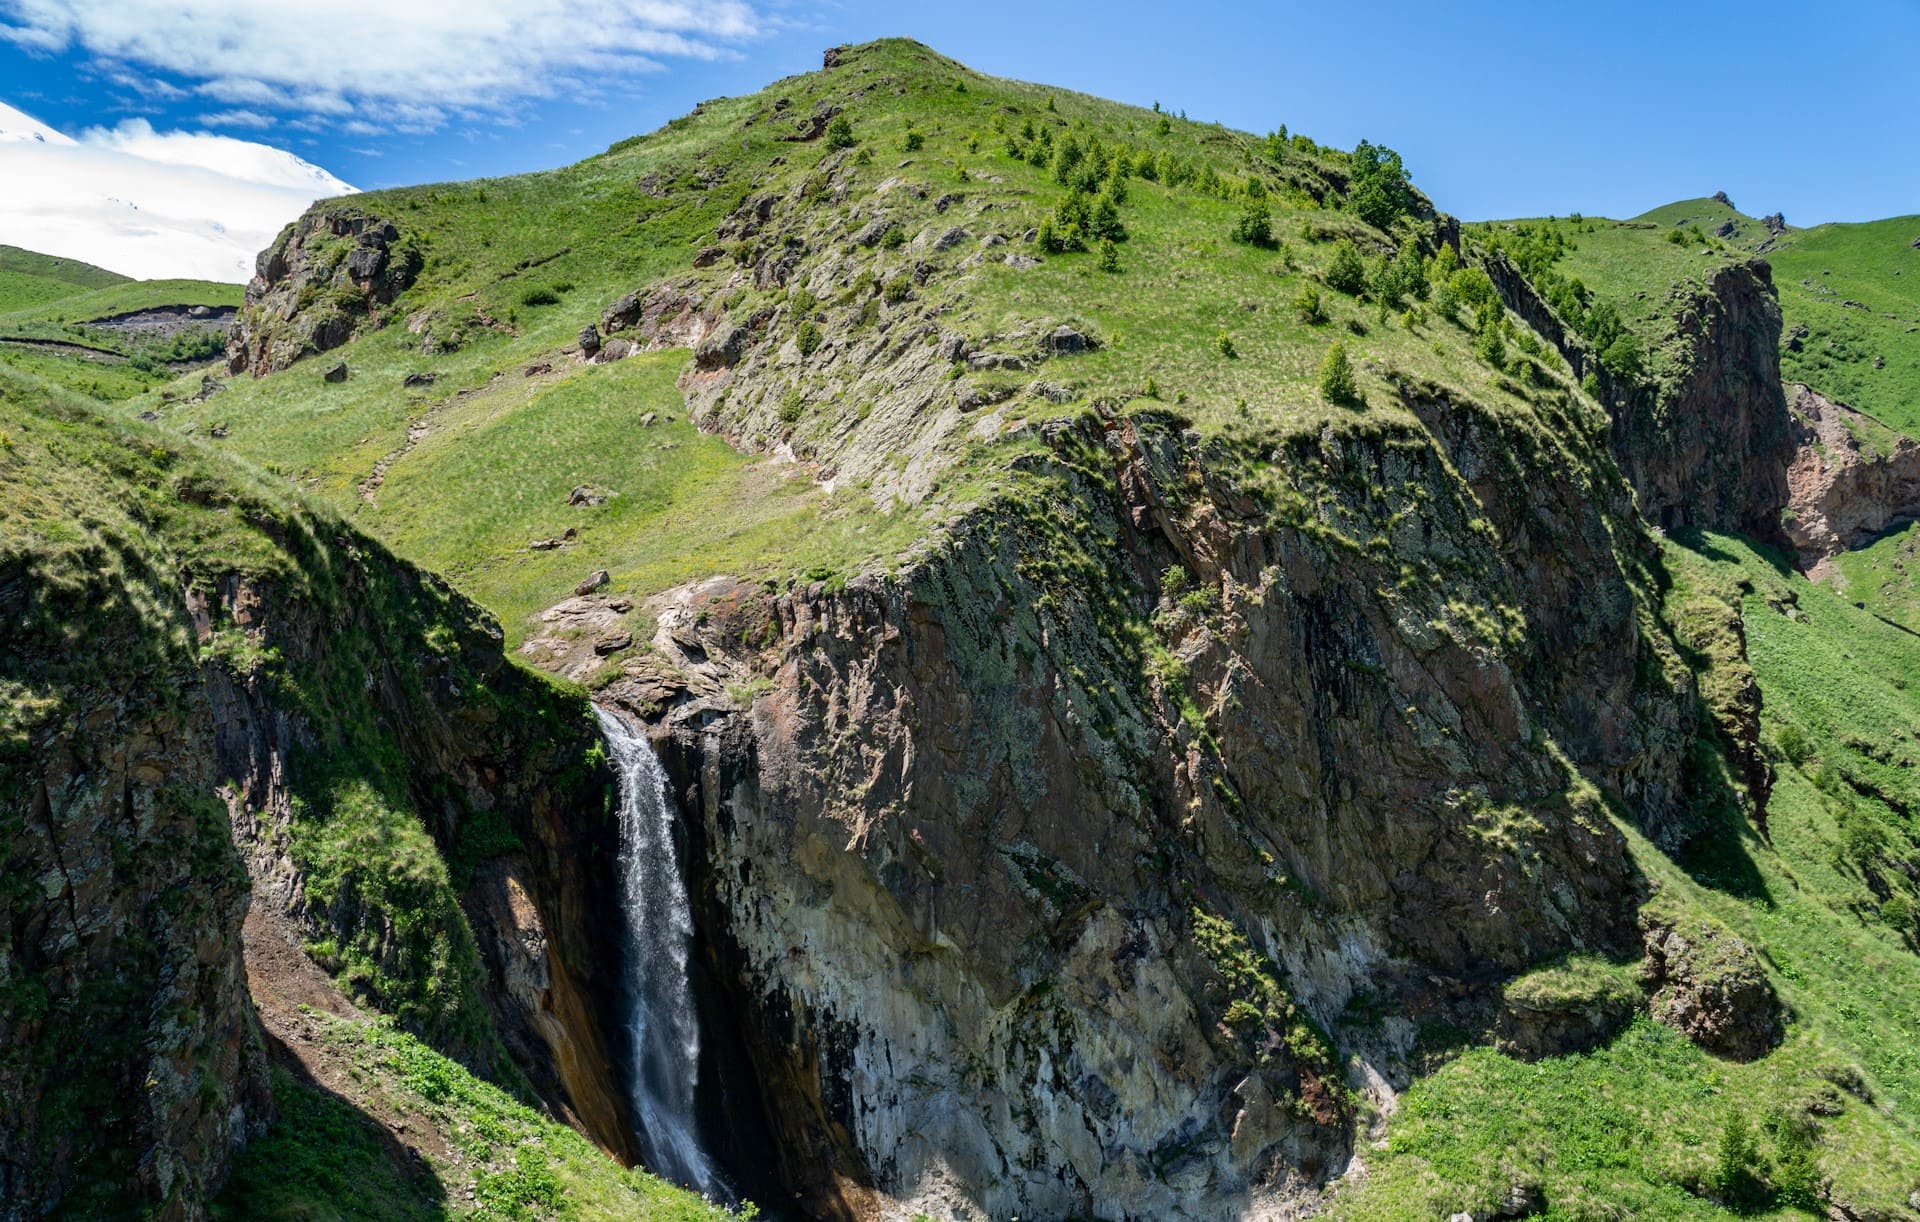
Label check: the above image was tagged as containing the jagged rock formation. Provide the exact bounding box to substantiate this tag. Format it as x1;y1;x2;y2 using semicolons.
1481;252;1796;541
226;208;420;377
1;545;270;1217
1783;382;1920;567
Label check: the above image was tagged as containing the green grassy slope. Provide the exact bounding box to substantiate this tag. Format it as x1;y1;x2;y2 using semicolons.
162;39;1576;649
1766;216;1920;434
217;1014;733;1222
0;265;240;400
0;244;128;312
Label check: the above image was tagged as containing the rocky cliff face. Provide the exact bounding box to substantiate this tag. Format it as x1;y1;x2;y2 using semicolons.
1;391;638;1214
1;551;270;1218
226;208;420;377
572;381;1697;1218
1482;252;1795;542
1782;382;1920;568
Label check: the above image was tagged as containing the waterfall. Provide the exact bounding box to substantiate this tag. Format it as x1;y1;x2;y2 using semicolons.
594;705;718;1196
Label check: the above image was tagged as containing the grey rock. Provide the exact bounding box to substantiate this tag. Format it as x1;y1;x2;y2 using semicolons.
853;218;897;248
578;325;601;356
575;569;611;596
594;632;633;656
323;362;348;383
402;372;436;388
1045;324;1091;355
568;485;610;507
932;227;971;252
346;245;387;280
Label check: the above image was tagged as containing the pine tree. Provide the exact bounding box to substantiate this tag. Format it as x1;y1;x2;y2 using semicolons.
1319;341;1358;404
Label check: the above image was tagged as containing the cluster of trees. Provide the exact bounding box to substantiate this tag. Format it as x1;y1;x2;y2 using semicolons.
1477;221;1646;382
1347;140;1414;231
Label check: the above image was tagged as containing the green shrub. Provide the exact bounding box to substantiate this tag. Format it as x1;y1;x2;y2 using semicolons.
1294;283;1327;324
883;274;912;304
1319;341;1358;404
1326;240;1367;295
1348;140;1414;230
902;129;925;152
1705;1113;1770;1212
1098;239;1122;273
777;388;805;423
880;225;907;251
1600;333;1645;382
519;287;560;307
795;320;823;356
1475;323;1508;370
1450;266;1499;311
1883;894;1915;935
1215;332;1237;359
825;114;855;150
1231;197;1273;247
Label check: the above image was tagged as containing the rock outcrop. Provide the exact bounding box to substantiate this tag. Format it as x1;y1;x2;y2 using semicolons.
1481;252;1796;542
1782;382;1920;567
1640;910;1781;1061
227;208;421;377
1;550;270;1218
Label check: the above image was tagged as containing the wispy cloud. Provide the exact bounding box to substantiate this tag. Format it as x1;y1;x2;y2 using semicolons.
0;0;766;133
0;101;354;281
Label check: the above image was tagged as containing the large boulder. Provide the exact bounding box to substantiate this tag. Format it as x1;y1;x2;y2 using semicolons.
1641;911;1782;1061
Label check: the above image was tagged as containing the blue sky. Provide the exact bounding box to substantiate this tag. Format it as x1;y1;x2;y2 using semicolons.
4;0;1917;227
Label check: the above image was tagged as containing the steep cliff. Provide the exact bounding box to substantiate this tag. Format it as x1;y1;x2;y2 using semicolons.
1480;251;1795;542
571;374;1698;1218
0;368;637;1214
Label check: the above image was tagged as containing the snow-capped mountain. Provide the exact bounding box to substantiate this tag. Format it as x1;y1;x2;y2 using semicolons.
0;101;355;282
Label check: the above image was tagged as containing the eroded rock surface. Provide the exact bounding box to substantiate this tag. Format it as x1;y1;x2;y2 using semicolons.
1783;382;1920;568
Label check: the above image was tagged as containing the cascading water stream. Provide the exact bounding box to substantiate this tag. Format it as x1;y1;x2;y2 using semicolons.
594;705;718;1196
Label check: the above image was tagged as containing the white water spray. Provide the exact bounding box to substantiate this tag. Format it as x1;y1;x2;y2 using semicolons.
594;705;716;1195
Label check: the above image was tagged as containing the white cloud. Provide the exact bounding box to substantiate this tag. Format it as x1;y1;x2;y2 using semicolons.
0;0;764;130
203;108;273;129
0;102;354;282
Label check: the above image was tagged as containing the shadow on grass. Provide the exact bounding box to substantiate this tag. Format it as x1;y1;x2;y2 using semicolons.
212;1030;447;1221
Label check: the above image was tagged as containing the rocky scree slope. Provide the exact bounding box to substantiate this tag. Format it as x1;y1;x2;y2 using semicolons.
0;367;643;1216
179;38;1839;1219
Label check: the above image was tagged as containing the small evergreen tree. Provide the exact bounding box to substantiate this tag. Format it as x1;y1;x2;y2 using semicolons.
1326;240;1367;295
1216;332;1237;359
1098;239;1122;273
1293;283;1326;324
1231;197;1273;247
1475;322;1508;370
1319;341;1358;404
825;114;856;150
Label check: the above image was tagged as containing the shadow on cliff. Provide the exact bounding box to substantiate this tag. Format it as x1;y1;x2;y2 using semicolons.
1661;530;1779;904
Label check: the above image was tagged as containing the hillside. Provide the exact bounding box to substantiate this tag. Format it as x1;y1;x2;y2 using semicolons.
0;248;238;400
10;34;1920;1222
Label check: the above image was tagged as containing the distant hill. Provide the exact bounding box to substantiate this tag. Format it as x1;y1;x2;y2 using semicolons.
0;242;238;399
0;243;129;313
